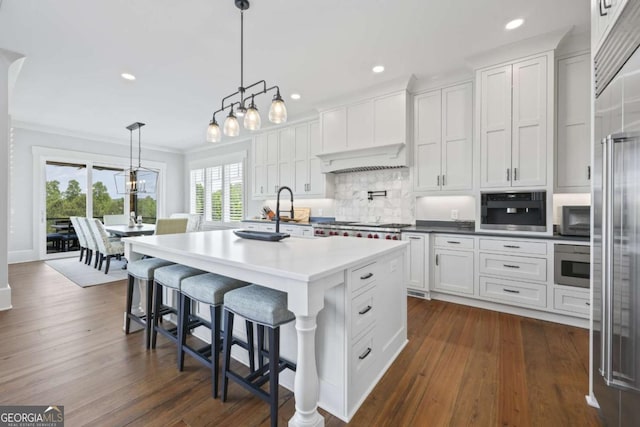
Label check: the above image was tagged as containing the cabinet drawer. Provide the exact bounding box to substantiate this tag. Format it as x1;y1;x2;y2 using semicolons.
351;261;377;293
479;276;547;308
350;328;378;398
479;253;547;282
351;284;376;339
434;235;474;249
479;238;547;255
553;287;590;317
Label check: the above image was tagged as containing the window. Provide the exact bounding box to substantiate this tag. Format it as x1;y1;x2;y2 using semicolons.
190;161;244;223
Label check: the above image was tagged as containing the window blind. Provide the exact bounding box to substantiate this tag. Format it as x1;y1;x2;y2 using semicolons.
189;160;244;223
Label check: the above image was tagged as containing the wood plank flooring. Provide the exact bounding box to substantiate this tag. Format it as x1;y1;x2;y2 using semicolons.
1;261;602;426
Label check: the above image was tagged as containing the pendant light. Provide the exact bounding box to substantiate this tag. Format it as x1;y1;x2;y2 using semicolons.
205;0;286;143
114;122;158;195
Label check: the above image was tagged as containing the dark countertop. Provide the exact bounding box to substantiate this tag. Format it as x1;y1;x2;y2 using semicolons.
402;221;590;242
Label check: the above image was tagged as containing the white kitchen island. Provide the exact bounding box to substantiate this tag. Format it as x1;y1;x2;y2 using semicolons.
123;230;408;425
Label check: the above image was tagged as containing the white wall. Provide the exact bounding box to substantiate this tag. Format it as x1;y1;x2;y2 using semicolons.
415;195;476;221
9;127;185;263
552;193;591;224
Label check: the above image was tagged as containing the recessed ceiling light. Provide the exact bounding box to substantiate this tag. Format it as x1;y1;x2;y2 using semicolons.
372;65;385;73
290;93;301;100
121;73;136;81
505;18;524;30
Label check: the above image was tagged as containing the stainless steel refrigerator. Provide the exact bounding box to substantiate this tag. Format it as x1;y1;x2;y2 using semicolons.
592;1;640;425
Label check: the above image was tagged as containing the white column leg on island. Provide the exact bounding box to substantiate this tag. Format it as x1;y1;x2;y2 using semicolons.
289;313;324;427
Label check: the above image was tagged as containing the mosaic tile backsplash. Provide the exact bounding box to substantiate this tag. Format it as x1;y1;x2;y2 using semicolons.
334;169;414;224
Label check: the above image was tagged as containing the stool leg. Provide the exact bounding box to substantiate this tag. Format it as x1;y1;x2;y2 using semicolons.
177;293;190;371
221;309;234;402
257;324;265;371
151;281;162;349
145;279;154;349
269;326;280;427
211;305;221;398
246;320;255;373
125;275;134;334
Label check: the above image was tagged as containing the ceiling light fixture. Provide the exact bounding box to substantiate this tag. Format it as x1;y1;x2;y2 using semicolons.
121;73;136;81
290;93;301;100
114;122;158;195
372;65;385;73
505;18;524;30
206;0;287;143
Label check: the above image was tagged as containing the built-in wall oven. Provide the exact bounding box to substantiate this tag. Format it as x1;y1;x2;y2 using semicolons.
554;244;590;288
480;191;547;232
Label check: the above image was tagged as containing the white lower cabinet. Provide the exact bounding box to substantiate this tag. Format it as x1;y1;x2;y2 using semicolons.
479;276;547;309
553;286;590;317
241;221;313;237
479;252;547;282
402;233;428;295
433;248;474;296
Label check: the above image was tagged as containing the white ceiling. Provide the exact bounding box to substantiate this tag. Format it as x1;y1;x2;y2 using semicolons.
0;0;590;152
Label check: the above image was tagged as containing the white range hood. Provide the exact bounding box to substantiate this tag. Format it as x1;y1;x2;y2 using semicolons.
316;143;408;174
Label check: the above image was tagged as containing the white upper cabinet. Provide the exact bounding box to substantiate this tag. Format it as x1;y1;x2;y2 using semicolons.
556;53;591;192
252;120;332;200
479;55;548;189
320;90;409;153
414;82;473;192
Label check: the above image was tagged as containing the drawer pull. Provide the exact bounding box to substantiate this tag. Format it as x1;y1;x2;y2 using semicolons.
359;347;372;360
409;237;422;240
360;272;374;280
503;245;521;249
359;305;372;315
503;288;520;294
446;241;461;244
586;302;591;306
503;264;521;269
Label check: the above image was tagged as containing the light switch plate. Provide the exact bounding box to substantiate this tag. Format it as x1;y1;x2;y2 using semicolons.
451;209;459;220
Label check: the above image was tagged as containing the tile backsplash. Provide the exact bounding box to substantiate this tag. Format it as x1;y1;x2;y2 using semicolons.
334;169;414;223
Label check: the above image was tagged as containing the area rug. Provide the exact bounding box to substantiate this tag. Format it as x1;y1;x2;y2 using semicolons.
45;256;128;287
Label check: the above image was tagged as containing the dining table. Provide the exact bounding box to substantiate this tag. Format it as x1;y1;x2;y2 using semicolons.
104;224;156;237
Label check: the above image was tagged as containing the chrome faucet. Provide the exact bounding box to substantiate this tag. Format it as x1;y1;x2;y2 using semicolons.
275;186;294;233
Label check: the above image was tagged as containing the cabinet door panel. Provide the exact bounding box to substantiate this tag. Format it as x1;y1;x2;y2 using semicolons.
292;124;309;194
347;101;374;149
265;132;279;196
433;249;474;295
442;82;473;190
480;65;512;188
252;134;267;197
308;121;324;195
557;54;591;189
512;56;547;187
374;91;406;145
414;91;442;191
278;128;293;190
321;107;347;152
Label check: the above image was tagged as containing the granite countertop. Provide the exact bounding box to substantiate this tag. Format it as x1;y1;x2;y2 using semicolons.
402;221;590;242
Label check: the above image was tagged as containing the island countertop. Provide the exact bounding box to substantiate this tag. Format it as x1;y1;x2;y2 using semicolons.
122;230;409;425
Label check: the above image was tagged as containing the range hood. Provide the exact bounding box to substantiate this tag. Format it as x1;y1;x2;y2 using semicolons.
315;143;408;174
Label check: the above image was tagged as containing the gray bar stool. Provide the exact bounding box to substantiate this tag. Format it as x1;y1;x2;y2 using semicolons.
125;258;174;348
221;284;297;427
151;264;205;349
177;273;249;398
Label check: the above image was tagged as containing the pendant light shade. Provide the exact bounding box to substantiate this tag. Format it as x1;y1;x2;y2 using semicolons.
269;92;287;124
114;122;158;195
206;118;222;143
244;100;261;131
223;110;240;137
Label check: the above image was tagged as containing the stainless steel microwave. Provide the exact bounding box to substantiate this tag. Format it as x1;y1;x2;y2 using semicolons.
559;205;590;237
554;244;590;288
480;191;546;232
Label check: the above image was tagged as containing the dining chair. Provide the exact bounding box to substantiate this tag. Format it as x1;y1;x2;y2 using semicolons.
77;217;100;267
169;213;203;232
155;218;188;235
103;214;129;225
88;218;124;274
69;216;89;262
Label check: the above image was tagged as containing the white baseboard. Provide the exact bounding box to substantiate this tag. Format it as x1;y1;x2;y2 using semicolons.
0;285;12;311
8;249;38;264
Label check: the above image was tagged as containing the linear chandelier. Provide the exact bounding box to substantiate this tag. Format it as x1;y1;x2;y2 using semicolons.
114;122;158;194
206;0;287;143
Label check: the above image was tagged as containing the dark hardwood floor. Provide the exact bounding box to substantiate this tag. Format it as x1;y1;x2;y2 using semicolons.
0;261;602;426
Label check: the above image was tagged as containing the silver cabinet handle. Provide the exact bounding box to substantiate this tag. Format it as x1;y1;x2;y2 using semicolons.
435;254;439;266
503;288;520;294
513;168;518;181
437;175;440;186
360;272;373;280
599;0;608;16
503;264;521;269
442;175;445;186
588;165;591;180
260;185;263;193
358;305;372;315
359;347;372;360
446;240;460;244
506;168;510;181
408;236;421;240
503;244;520;249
